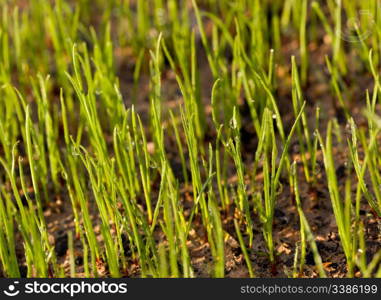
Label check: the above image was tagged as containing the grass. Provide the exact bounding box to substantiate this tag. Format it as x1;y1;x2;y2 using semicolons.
0;0;380;278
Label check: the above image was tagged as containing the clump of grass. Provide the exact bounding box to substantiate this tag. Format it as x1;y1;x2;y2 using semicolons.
291;162;326;278
318;122;357;276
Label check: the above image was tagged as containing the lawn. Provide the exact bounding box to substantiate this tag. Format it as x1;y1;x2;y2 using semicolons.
0;0;380;278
